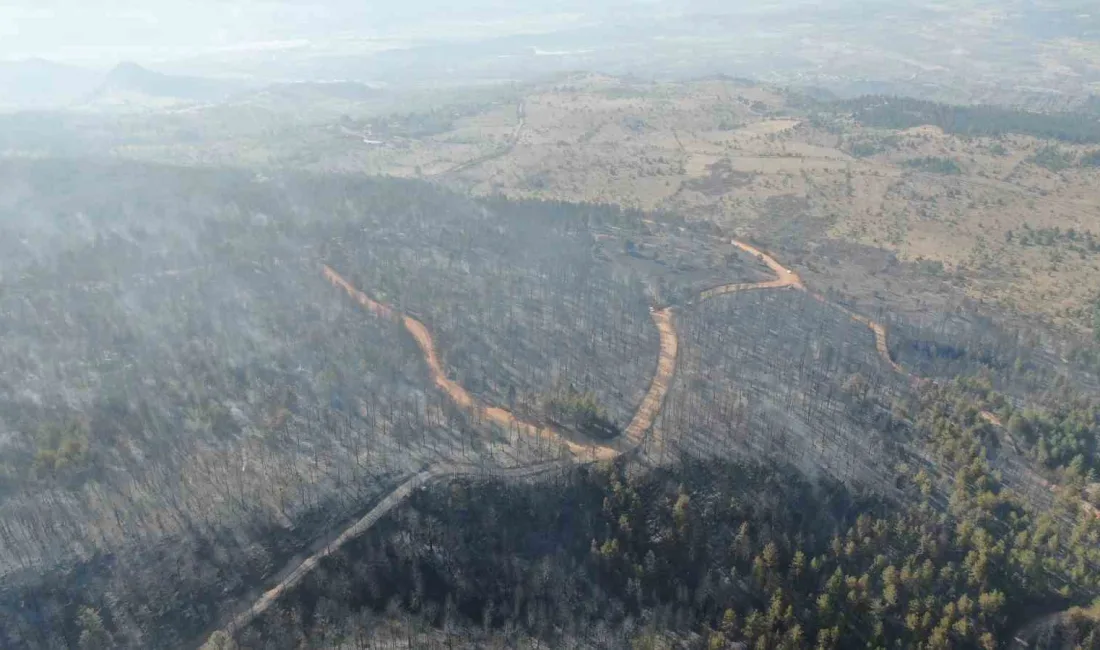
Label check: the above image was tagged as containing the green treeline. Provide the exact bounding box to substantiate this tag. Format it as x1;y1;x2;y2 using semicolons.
841;96;1100;143
545;385;621;439
933;376;1100;479
242;383;1100;649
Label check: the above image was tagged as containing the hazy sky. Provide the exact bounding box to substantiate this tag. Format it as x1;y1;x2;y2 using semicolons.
1;2;372;64
0;0;675;66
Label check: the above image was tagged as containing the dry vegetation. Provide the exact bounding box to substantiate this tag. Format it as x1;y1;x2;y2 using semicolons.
298;75;1100;340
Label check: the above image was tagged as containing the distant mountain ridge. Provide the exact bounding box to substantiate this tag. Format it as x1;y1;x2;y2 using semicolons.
89;61;249;106
0;59;381;112
0;59;256;111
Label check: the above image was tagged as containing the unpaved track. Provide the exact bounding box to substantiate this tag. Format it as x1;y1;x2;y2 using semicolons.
209;241;880;645
624;307;676;450
208;237;1015;644
322;265;624;460
721;240;902;373
210;268;676;642
809;293;905;374
223;460;571;636
709;240;804;295
325;265;677;459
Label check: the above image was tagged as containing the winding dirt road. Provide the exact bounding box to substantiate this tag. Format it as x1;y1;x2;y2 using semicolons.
222;459;573;636
816;295;905;374
322;265;631;461
207;236;990;645
214;268;676;640
624;307;677;450
699;240;803;301
208;239;887;645
724;240;906;374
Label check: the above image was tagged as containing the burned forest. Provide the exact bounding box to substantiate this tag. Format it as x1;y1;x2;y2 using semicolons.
1;155;1100;650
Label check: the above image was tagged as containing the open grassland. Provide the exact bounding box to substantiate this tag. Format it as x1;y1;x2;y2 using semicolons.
239;75;1100;342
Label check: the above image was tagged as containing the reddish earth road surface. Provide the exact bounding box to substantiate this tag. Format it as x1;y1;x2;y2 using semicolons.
210;237;1071;645
723;240;903;373
699;240;803;301
725;241;1016;434
322;265;635;460
209;241;893;644
212;269;677;640
826;298;905;374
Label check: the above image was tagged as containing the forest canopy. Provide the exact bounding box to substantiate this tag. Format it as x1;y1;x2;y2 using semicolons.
840;96;1100;143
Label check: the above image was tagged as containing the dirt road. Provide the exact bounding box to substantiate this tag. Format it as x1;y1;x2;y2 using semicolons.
210;243;859;645
208;267;678;643
222;459;572;636
322;265;623;460
323;266;679;460
624;307;677;453
714;240;902;373
699;240;803;301
209;236;1027;645
718;242;1007;432
816;296;906;374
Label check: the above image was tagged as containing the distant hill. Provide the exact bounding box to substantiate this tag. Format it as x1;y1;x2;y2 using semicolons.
88;62;248;107
0;59;384;114
0;59;102;109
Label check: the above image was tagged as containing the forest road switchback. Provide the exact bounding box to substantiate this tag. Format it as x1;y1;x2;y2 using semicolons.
209;238;899;647
208;266;678;645
209;235;1023;647
716;239;903;375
